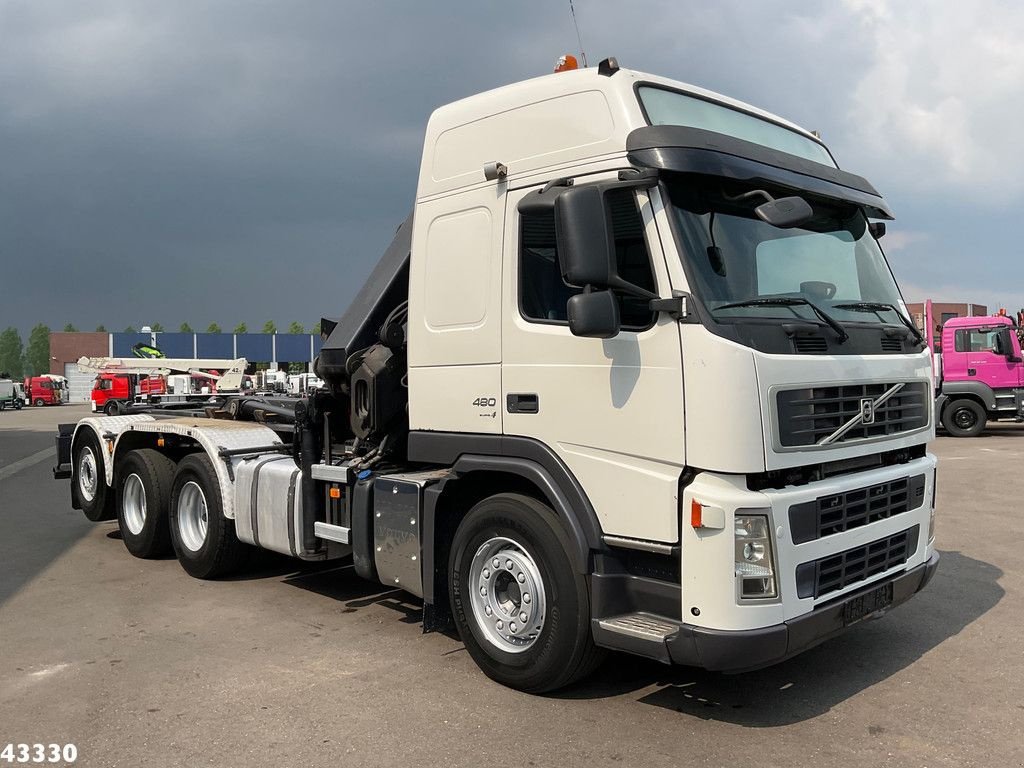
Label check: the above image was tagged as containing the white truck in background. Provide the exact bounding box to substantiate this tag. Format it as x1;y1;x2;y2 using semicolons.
54;58;938;693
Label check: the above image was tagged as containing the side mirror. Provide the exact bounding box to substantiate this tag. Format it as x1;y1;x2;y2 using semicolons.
755;196;813;229
554;185;615;287
995;328;1019;360
567;290;620;338
869;222;886;239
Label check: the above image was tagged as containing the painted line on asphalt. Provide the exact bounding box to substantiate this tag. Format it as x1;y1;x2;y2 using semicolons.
0;447;56;482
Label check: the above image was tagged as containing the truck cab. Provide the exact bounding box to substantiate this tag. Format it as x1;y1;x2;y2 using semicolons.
26;376;63;406
91;373;167;415
936;315;1024;436
55;60;939;693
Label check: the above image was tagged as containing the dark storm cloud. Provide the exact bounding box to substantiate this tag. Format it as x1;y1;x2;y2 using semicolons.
1;1;1022;335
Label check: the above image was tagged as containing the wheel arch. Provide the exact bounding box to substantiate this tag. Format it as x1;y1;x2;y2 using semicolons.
941;381;998;412
412;432;606;615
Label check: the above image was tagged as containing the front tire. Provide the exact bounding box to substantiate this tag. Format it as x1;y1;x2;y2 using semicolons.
73;432;114;521
104;400;119;416
115;449;175;558
169;454;246;578
34;398;45;407
942;398;986;437
449;493;603;693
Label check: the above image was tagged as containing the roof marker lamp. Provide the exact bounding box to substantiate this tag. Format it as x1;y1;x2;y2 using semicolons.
735;513;777;599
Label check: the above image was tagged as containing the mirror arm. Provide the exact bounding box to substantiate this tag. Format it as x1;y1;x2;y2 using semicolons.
606;276;658;300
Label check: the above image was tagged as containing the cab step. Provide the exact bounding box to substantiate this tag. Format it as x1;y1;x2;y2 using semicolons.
313;522;351;544
592;612;683;664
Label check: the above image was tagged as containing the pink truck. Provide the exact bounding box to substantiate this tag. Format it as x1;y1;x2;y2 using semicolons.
935;315;1024;436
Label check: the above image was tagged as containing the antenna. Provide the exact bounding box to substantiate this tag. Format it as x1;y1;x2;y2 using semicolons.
568;0;588;67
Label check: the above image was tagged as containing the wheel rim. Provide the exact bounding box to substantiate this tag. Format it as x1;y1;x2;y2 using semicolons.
78;447;98;503
177;480;209;552
954;407;977;430
122;473;147;535
469;536;547;654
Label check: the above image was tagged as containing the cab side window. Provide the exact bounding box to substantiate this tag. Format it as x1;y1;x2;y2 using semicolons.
954;329;998;353
519;188;657;329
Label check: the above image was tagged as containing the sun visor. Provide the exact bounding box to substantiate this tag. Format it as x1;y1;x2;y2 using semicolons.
627;126;894;220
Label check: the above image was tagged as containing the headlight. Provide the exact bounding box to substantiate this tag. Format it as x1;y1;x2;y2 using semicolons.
735;513;777;599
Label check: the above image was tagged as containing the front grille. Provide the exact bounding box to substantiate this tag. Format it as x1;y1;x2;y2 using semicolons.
776;381;929;447
795;525;919;599
789;474;926;544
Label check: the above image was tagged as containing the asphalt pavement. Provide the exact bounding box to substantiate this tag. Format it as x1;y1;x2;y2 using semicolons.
0;405;1021;767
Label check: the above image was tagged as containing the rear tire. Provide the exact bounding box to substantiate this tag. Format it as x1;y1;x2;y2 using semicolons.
448;493;604;693
169;454;246;579
942;398;986;437
73;432;114;521
115;449;175;558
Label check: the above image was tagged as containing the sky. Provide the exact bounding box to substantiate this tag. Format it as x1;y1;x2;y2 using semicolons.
1;0;1023;337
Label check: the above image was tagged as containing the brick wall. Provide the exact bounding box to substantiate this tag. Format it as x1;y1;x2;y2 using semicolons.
49;332;109;374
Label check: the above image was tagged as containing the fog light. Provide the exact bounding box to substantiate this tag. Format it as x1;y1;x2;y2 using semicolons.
735;513;777;599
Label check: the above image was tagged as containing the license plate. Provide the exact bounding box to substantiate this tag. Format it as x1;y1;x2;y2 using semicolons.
843;582;894;626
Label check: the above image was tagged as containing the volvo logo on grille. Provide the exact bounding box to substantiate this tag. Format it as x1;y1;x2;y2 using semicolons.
860;398;876;425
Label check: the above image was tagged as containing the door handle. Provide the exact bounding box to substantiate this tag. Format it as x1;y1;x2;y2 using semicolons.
506;393;539;414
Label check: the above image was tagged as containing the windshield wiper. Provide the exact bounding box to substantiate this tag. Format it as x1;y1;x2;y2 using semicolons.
832;302;925;345
716;297;849;343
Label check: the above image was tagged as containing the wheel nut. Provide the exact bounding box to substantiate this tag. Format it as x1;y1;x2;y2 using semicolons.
479;586;487;597
516;573;525;583
485;606;492;616
496;620;504;630
523;593;531;603
505;559;514;570
492;558;501;569
483;569;490;579
510;622;517;632
519;612;527;622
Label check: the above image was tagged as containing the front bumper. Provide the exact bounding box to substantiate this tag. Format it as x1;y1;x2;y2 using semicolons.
665;551;939;672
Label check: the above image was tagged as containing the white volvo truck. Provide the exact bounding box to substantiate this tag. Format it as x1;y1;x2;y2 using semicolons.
54;58;939;693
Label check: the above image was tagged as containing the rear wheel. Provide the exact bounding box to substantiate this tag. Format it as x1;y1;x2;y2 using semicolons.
73;432;114;521
115;449;175;558
169;454;246;578
449;493;604;693
942;398;986;437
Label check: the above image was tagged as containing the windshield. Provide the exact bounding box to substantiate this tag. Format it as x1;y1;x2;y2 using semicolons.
664;177;906;327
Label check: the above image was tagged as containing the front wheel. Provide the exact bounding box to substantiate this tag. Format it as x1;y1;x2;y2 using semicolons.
104;400;120;416
942;398;986;437
449;493;603;693
34;398;45;407
169;454;246;579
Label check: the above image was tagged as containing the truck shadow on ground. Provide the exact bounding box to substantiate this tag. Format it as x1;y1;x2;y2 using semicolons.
280;560;424;624
557;550;1001;726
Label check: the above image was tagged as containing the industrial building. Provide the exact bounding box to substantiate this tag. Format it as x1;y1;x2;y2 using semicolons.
50;331;323;403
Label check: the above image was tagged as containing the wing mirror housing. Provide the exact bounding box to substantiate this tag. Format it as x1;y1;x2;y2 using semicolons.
567;290;621;338
554;182;659;296
995;328;1021;362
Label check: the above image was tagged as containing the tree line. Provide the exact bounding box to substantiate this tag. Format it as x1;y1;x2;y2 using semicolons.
0;321;324;379
58;321;321;335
